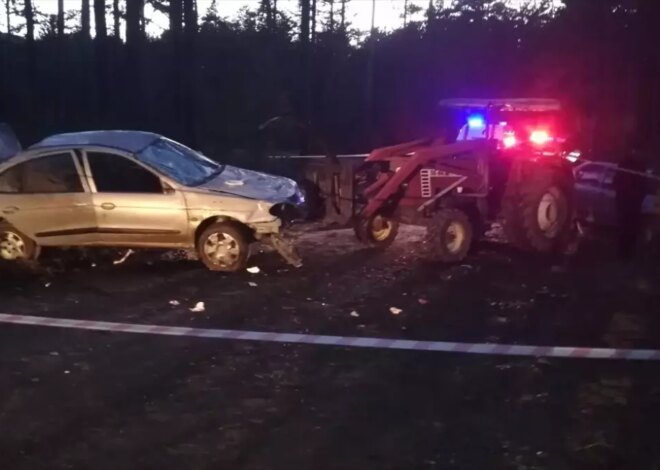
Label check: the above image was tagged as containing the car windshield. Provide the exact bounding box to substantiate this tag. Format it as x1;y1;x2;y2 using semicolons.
137;137;223;186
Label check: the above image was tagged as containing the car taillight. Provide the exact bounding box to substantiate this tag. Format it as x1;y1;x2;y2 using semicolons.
529;129;552;146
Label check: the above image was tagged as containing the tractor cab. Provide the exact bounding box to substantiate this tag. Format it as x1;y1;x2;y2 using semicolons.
438;98;573;159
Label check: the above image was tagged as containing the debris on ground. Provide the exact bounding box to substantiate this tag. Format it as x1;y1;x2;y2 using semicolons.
389;307;403;315
189;301;205;313
113;249;135;265
169;300;180;306
489;299;533;310
350;310;360;317
418;298;429;305
247;266;260;274
248;282;258;287
44;282;51;288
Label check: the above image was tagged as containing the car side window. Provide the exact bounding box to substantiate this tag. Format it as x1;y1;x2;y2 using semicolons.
87;152;163;193
0;153;82;193
575;164;604;188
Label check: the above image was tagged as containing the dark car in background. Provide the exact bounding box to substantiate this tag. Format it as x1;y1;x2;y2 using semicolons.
574;161;660;250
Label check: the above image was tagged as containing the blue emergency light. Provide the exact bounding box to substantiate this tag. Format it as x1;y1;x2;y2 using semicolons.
467;115;486;129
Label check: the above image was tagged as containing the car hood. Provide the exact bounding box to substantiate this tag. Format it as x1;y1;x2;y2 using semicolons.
196;165;298;203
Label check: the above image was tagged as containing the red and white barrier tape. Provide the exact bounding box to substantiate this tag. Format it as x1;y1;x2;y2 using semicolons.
1;313;660;361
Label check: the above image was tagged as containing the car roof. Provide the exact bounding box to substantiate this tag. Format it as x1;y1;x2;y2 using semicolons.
439;98;561;112
29;130;161;153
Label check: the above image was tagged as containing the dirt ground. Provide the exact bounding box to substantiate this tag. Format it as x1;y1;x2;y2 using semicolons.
1;227;659;470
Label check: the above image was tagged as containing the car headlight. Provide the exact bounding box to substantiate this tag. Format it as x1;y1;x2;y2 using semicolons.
290;186;306;206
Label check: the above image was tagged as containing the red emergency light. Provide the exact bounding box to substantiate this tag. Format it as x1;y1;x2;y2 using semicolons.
529;129;552;146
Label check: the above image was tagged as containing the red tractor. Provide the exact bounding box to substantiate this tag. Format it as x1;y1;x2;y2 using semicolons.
351;98;578;261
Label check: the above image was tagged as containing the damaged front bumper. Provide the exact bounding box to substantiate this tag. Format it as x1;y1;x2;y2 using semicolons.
249;219;303;268
267;234;303;268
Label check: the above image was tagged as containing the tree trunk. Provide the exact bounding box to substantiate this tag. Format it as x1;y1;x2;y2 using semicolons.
182;0;197;145
300;0;310;44
94;0;108;118
311;0;317;42
365;0;376;145
170;0;183;138
299;0;310;120
113;0;120;37
5;0;11;34
126;0;143;47
261;0;273;29
81;0;91;37
340;0;346;30
24;0;36;115
57;0;65;36
170;0;182;37
24;0;35;42
426;0;434;26
94;0;107;41
329;0;334;32
125;0;144;126
403;0;408;27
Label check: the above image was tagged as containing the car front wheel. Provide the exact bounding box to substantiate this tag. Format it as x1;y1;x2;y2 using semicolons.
0;223;39;262
197;222;249;272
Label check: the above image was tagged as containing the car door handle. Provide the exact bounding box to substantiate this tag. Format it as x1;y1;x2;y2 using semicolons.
2;206;18;215
101;203;116;210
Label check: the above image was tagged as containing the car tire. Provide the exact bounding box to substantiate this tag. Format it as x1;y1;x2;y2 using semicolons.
0;222;40;262
426;209;473;263
197;222;249;272
353;212;399;248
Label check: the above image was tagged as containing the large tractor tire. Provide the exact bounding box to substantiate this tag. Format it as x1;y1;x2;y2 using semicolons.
426;209;473;263
504;169;574;253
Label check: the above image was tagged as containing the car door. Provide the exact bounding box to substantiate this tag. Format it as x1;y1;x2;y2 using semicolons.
0;151;97;246
83;150;189;247
595;167;618;227
574;163;607;224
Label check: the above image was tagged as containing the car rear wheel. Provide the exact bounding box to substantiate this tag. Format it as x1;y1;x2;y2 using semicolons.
0;222;39;261
197;223;249;272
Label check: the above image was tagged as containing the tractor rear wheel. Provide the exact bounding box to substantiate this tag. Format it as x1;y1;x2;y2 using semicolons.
354;213;399;248
426;209;473;263
504;169;574;253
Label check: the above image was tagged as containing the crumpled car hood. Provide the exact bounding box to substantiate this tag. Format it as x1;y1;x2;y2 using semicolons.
197;165;298;203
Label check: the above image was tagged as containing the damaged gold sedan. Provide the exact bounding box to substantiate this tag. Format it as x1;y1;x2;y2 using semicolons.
0;129;304;271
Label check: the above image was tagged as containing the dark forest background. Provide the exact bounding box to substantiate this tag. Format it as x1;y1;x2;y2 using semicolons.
1;0;660;163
